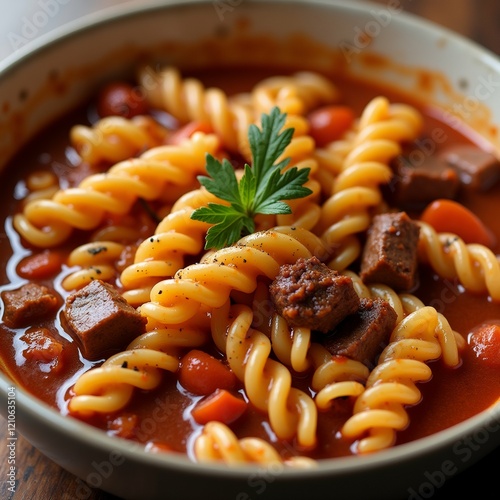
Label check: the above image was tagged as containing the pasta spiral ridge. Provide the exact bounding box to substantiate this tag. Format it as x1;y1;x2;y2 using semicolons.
251;71;339;116
309;344;370;411
210;300;317;448
139;228;314;326
316;96;423;270
417;221;500;300
61;241;125;291
194;421;316;467
70;115;168;165
120;188;221;306
13;132;219;247
274;115;323;231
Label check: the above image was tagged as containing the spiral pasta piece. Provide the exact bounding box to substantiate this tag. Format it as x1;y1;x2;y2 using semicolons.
211;301;317;448
316;96;423;270
70;115;168;165
13;132;220;247
137;65;254;158
139;228;314;326
341;294;462;453
194;421;316;467
68;315;211;415
417;221;500;300
68;348;179;415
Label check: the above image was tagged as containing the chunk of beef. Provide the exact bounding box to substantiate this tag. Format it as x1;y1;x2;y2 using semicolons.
440;144;500;191
64;279;146;360
270;256;360;333
388;153;460;210
360;212;420;291
323;298;397;368
2;282;60;328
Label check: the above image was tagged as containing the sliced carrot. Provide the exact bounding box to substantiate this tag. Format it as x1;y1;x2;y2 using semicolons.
307;105;356;147
167;121;213;145
191;389;247;425
179;349;237;395
17;250;66;280
420;199;496;247
468;323;500;368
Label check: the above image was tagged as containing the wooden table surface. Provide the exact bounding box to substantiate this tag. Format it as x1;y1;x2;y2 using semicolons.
1;1;500;499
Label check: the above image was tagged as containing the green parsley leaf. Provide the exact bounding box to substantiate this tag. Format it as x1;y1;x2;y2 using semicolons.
191;106;312;249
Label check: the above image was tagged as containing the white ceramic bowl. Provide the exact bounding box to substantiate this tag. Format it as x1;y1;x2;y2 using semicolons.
1;1;499;499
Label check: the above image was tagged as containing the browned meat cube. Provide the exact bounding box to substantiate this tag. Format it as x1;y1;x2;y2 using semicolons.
270;256;360;333
64;279;146;360
2;282;60;328
360;212;420;291
388;154;460;210
440;144;500;191
323;298;397;368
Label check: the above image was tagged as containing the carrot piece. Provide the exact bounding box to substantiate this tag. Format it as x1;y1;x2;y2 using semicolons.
17;250;65;280
167;121;213;145
420;199;496;247
307;105;356;147
179;349;237;395
468;323;500;368
191;389;247;425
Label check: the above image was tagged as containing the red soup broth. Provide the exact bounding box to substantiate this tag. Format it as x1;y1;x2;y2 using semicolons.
0;65;499;460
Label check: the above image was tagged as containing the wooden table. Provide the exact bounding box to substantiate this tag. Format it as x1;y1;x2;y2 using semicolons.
1;1;499;498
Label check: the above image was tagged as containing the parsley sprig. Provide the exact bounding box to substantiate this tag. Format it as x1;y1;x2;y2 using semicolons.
191;107;312;249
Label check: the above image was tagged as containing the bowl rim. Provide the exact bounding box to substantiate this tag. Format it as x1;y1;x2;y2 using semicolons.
2;0;500;76
0;0;499;481
2;373;499;478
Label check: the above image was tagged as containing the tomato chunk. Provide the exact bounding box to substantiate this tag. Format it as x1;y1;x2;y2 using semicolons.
308;105;356;147
21;327;64;373
166;121;213;145
192;389;247;425
468;323;500;368
97;81;149;118
179;349;236;395
108;413;138;439
17;250;65;280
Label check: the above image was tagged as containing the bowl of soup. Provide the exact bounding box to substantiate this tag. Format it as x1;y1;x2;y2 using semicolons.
0;1;499;499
